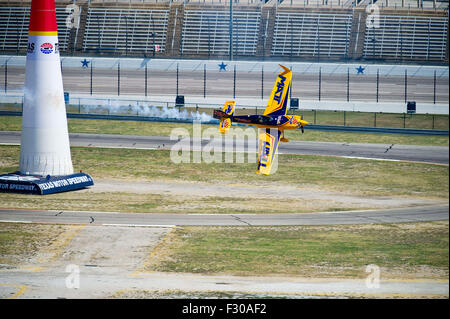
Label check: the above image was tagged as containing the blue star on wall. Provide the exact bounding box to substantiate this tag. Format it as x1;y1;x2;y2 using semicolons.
218;62;227;71
81;59;90;68
356;65;365;74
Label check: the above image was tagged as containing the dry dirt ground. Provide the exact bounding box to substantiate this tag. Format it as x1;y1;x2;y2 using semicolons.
0;177;446;299
0;224;171;298
91;178;443;212
0;222;448;299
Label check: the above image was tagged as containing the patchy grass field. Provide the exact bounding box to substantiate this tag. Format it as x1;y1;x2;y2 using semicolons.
0;116;448;146
186;107;449;131
0;223;69;267
113;289;302;299
0;145;447;213
145;222;449;280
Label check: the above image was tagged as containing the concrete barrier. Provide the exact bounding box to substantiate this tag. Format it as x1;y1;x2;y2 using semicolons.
1;55;448;77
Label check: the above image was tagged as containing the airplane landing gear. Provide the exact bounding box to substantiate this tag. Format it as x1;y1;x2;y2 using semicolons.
280;131;289;143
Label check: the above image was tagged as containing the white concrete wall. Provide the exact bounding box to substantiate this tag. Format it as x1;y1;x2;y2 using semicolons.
1;55;448;77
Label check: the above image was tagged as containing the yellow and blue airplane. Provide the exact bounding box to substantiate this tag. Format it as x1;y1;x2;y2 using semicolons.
213;64;308;175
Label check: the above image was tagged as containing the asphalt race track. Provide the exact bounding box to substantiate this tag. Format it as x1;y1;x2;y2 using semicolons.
1;131;448;165
0;204;448;226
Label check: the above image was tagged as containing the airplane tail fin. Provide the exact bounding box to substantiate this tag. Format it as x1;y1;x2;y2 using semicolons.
213;101;235;134
263;65;292;117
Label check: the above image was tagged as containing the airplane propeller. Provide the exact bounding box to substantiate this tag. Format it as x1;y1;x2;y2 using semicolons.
298;118;308;134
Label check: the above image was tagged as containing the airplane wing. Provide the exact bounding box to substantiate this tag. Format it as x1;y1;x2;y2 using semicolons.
263;65;292;117
256;128;282;175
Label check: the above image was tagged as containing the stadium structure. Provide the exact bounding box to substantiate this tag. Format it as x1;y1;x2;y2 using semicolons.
0;0;447;63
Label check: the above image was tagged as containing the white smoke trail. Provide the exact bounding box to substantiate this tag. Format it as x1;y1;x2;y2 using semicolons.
2;90;214;122
77;99;214;122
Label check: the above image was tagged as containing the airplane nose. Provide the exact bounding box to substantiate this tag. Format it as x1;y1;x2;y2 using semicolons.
300;120;309;126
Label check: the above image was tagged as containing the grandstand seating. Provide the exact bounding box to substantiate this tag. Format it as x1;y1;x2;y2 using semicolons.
363;14;448;61
377;0;449;9
82;7;169;55
272;10;353;58
0;6;72;53
181;6;261;56
0;0;447;62
279;0;353;7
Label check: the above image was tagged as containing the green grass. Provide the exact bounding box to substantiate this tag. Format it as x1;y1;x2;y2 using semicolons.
0;115;448;146
1;145;448;199
147;222;449;279
290;110;449;131
0;145;448;213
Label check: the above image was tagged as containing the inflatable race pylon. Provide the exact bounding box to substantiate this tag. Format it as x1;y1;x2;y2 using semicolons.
0;0;93;194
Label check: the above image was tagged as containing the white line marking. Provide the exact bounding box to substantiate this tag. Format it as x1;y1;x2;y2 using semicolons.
101;223;175;228
0;220;32;224
341;156;402;162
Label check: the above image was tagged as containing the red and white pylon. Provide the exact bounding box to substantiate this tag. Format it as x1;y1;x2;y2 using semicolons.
20;0;73;176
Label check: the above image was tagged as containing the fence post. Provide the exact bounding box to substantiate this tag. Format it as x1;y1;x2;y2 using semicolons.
374;112;376;127
3;61;6;94
233;64;236;99
176;63;179;96
376;69;379;102
90;60;93;95
346;68;349;102
145;63;148;97
404;69;407;103
314;109;317;124
433;70;436;104
118;62;120;96
290;65;293;101
318;67;322;101
203;64;206;98
261;66;264;100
